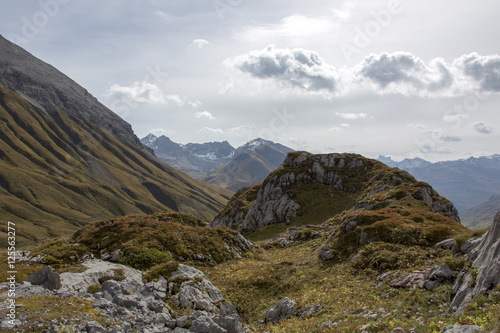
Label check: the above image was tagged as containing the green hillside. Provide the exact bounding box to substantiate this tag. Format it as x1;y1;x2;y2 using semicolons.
0;87;232;248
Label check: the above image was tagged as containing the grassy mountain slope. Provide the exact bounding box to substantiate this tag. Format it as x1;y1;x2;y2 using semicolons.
461;195;500;230
0;87;232;247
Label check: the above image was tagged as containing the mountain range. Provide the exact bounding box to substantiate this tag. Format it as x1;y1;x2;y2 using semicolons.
141;135;294;191
0;35;232;247
379;155;500;217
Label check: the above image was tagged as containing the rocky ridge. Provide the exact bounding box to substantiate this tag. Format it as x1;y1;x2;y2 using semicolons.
212;151;460;235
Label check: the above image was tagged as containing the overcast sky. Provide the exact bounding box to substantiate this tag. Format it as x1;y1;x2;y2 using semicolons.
1;0;499;161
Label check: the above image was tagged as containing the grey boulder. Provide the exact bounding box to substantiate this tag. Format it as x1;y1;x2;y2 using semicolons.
264;297;297;323
25;266;61;290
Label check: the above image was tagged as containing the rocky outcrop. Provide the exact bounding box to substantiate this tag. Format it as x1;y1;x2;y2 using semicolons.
212;151;461;234
448;212;500;315
1;260;244;332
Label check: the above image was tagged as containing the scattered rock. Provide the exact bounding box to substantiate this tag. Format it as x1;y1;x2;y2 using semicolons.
390;272;425;288
434;239;459;253
459;237;481;254
264;297;297;323
298;304;324;320
441;325;486;333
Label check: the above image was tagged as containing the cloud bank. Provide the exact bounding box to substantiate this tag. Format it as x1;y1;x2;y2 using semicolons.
226;47;500;97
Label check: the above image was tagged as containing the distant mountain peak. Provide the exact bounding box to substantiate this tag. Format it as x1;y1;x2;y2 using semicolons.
141;133;158;145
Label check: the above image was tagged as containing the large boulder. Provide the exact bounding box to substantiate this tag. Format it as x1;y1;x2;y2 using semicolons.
25;266;61;290
448;212;500;314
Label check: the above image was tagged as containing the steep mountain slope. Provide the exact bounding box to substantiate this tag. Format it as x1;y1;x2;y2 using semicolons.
461;195;500;229
141;134;235;178
0;36;140;148
0;36;232;247
379;155;500;212
212;152;464;249
202;138;294;191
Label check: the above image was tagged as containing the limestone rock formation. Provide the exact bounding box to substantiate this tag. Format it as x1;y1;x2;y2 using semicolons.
448;212;500;315
5;260;244;332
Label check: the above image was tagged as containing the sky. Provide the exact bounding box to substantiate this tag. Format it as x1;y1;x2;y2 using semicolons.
1;0;499;162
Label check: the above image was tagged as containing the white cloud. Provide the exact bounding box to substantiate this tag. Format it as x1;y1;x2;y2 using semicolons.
154;10;172;21
334;112;371;119
104;81;184;105
473;121;493;134
237;15;335;42
149;128;176;136
329;123;350;132
357;52;454;95
453;53;500;92
195;111;215;120
226;45;338;93
199;127;223;134
189;39;209;49
226;125;255;136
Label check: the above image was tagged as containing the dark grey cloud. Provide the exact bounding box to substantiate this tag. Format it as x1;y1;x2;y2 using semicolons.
454;53;500;92
473;121;493;134
230;45;337;92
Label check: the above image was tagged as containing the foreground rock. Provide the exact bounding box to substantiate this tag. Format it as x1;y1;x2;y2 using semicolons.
264;297;297;323
1;260;244;332
448;212;500;315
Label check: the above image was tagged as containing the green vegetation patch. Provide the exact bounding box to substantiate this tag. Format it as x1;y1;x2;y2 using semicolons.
73;213;250;268
324;207;467;262
290;183;360;227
